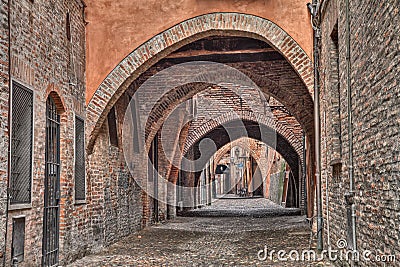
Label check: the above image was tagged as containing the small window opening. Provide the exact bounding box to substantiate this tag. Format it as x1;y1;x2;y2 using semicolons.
12;217;25;264
108;107;119;147
329;21;342;159
66;12;71;41
75;116;86;201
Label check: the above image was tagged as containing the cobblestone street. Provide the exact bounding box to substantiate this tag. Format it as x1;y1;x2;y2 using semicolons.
1;1;399;266
68;199;327;266
180;196;302;217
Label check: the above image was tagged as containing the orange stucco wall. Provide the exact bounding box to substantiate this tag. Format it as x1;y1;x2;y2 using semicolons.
85;0;313;103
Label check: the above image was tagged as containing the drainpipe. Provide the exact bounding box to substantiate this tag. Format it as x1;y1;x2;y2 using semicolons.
344;0;357;254
323;109;331;250
153;135;159;223
307;0;323;251
302;133;307;216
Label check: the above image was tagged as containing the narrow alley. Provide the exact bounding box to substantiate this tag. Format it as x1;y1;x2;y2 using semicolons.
0;1;398;267
68;198;326;266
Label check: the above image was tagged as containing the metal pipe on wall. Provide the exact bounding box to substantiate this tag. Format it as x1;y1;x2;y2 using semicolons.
323;108;332;249
308;0;323;251
302;133;307;215
153;135;159;223
314;29;324;252
345;0;357;254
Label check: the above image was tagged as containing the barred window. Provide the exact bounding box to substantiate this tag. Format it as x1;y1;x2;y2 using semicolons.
10;82;33;205
74;116;86;201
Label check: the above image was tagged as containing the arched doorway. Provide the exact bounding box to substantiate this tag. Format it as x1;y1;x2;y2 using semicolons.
42;96;61;267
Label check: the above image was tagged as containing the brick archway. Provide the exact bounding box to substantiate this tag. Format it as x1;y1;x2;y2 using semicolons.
86;13;313;153
185;119;301;179
46;88;66;114
183;110;303;162
142;82;303;159
212;137;266;169
184;119;302;208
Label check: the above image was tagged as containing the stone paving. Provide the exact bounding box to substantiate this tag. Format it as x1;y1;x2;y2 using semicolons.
180;196;302;217
68;198;329;266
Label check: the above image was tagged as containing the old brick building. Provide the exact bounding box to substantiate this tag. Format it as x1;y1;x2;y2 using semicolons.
0;0;398;266
318;0;400;265
1;0;88;265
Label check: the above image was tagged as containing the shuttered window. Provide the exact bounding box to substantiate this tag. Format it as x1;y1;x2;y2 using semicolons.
10;82;33;205
74;116;86;201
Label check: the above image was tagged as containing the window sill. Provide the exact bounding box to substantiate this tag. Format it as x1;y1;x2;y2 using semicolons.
74;199;87;205
8;203;32;211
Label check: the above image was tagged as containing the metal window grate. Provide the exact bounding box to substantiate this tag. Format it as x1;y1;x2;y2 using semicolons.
108;106;119;147
75;116;86;201
42;96;60;267
12;217;25;263
10;82;33;204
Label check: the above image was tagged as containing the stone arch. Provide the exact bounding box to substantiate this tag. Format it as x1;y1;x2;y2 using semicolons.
184;119;302;208
209;138;271;197
86;13;313;153
143;82;303;158
185;119;300;179
184;110;303;162
213;137;265;166
46;87;66;114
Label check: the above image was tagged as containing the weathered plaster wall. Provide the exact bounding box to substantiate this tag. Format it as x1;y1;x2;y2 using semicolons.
84;0;313;102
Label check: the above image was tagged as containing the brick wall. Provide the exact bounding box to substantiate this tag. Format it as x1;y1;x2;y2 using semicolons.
320;0;346;258
0;0;8;263
320;0;400;265
4;0;88;265
87;123;143;250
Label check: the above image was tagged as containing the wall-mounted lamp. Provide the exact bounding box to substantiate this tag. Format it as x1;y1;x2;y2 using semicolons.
306;3;315;17
306;1;320;31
